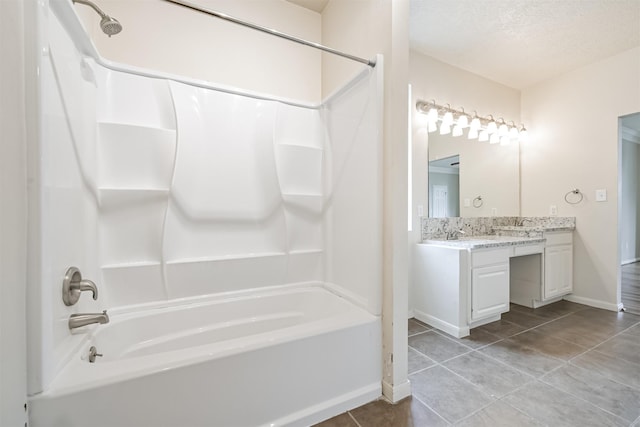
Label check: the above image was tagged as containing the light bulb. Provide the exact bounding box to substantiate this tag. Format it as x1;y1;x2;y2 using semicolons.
490;133;499;144
468;128;479;140
470;117;481;131
500;135;510;146
452;125;463;137
427;107;438;123
509;127;519;139
498;123;508;137
440;123;451;135
479;130;489;142
442;111;454;126
486;120;497;134
428;121;438;133
457;114;469;128
519;125;528;142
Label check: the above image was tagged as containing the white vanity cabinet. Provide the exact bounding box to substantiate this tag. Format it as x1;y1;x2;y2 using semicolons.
470;249;510;322
543;231;573;300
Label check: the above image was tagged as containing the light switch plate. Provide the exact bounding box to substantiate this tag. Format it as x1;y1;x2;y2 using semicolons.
596;189;607;202
464;198;470;207
550;205;557;216
417;205;424;217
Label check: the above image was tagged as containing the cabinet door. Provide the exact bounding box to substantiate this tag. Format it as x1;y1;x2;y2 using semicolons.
544;244;573;299
471;264;509;321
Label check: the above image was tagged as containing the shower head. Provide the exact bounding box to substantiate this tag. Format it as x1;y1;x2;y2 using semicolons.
73;0;122;37
99;15;122;37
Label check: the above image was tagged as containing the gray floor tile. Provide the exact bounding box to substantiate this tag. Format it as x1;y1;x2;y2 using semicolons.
313;412;358;427
477;319;526;338
508;329;587;360
503;381;628;427
571;308;640;332
408;318;430;336
541;364;640;422
408;330;471;362
511;300;588;320
435;328;502;349
595;333;640;365
478;339;563;377
624;323;640;337
571;350;640;389
500;310;549;329
410;366;493;423
443;352;532;398
534;317;611;348
408;346;436;374
455;400;544;427
349;397;448;427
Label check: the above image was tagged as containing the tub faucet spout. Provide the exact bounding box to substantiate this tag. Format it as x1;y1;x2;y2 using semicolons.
69;310;109;330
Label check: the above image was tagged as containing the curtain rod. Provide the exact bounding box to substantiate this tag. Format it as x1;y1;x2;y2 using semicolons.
163;0;376;68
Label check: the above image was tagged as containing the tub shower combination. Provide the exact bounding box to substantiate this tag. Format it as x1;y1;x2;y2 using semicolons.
27;1;383;426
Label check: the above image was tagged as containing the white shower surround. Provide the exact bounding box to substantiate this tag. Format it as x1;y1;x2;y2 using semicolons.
27;0;383;424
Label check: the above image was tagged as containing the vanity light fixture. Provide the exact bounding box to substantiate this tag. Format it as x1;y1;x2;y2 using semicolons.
519;124;528;140
468;127;479;140
456;108;469;128
509;121;519;140
415;100;528;144
442;109;454;127
497;118;509;137
486;116;498;135
469;112;481;132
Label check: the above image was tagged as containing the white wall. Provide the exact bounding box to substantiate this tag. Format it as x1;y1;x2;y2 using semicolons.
75;0;322;103
322;0;410;402
0;0;28;424
521;47;640;309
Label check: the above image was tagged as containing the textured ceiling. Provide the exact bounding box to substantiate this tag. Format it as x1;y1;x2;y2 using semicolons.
410;0;640;89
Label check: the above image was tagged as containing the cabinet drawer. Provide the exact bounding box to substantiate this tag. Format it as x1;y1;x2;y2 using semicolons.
472;248;510;267
545;232;573;246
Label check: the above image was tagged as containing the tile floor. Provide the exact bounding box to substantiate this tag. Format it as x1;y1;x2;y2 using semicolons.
316;300;640;427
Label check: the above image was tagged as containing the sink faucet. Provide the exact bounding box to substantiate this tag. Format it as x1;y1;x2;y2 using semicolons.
446;229;466;240
69;310;109;330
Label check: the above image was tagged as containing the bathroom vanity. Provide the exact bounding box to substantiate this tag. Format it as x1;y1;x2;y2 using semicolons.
413;221;574;338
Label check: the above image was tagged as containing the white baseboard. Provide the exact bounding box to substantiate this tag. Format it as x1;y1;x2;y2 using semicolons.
563;295;620;312
621;258;640;265
382;379;411;403
407;309;415;319
413;309;469;338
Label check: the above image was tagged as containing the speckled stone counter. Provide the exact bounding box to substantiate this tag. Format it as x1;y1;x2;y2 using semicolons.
421;216;575;241
422;235;546;250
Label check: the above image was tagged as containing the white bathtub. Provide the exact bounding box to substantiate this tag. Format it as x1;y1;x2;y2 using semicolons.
29;286;381;427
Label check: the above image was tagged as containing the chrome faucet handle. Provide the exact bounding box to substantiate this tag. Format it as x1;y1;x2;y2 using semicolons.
63;267;99;306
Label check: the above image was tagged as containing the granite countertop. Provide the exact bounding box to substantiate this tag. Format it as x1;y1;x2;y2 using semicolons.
422;235;546;250
493;225;575;232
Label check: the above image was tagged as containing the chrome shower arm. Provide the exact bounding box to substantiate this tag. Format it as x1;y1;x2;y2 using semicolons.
72;0;108;19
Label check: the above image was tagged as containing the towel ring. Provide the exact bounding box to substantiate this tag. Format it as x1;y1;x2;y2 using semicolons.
564;189;583;204
473;196;483;208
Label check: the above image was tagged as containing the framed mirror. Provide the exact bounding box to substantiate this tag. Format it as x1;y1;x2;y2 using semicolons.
428;131;519;217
